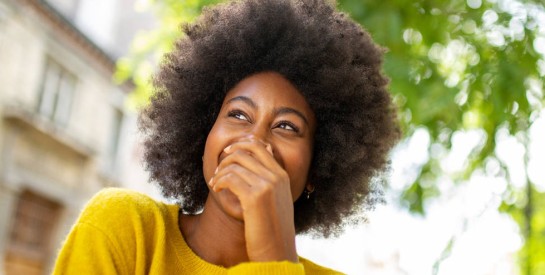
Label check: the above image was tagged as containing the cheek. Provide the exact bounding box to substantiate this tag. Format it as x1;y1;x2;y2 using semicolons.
285;144;313;186
202;124;222;181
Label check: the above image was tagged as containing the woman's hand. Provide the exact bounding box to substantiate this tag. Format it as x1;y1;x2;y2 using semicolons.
209;139;298;263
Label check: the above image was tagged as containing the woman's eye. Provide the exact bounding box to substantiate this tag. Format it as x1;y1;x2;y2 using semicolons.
276;121;299;133
227;110;249;121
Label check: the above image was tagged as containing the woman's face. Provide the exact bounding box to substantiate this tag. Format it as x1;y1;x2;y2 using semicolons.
202;72;316;219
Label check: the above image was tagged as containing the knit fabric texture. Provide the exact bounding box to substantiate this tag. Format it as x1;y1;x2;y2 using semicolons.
52;188;343;274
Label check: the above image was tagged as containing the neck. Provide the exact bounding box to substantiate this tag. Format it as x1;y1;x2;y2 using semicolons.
179;195;249;267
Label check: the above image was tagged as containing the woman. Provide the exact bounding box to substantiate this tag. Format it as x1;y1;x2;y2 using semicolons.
53;0;399;273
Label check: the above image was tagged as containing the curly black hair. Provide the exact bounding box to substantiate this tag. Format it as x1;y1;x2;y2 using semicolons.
141;0;400;237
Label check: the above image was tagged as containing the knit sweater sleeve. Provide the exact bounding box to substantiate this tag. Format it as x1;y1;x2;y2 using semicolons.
52;221;129;275
53;190;135;274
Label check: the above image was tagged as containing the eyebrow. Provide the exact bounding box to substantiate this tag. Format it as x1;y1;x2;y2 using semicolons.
274;107;310;126
226;96;310;126
226;96;257;109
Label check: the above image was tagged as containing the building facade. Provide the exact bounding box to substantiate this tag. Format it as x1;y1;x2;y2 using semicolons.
0;0;155;274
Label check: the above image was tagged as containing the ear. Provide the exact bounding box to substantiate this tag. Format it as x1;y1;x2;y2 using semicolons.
305;183;315;193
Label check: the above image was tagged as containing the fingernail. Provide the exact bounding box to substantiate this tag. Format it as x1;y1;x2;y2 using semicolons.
214;167;218;174
266;144;273;154
224;145;231;153
208;176;214;186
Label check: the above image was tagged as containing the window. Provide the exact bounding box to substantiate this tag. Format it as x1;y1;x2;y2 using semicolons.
37;58;77;127
5;190;62;275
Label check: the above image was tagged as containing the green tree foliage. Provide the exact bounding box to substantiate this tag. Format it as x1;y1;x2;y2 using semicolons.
336;1;544;274
115;0;223;106
116;0;545;273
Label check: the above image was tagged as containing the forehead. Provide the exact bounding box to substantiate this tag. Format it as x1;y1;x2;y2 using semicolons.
224;72;311;111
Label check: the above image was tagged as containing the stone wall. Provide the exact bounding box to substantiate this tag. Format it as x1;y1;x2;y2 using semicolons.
0;0;156;274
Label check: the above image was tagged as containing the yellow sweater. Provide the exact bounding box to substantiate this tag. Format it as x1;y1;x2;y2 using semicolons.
53;188;343;274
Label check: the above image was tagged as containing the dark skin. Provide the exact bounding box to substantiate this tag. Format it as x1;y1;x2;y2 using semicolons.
179;72;316;267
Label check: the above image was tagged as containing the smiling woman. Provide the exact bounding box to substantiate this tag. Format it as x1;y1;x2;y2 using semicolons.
191;72;316;264
53;0;400;274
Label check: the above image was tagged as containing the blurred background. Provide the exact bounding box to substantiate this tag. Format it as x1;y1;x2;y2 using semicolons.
0;0;543;274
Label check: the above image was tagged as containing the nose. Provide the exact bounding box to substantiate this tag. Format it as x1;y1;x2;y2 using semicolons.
229;118;274;154
246;120;270;144
240;125;273;154
242;134;271;150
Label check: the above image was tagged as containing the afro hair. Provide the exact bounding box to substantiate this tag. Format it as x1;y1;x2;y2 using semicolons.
141;0;400;237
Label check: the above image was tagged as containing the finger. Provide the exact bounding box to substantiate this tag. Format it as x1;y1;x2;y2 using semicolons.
224;140;280;172
216;150;276;181
213;164;292;214
236;137;273;155
212;166;253;198
213;162;269;190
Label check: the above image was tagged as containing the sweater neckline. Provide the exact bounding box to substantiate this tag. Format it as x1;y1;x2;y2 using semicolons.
166;204;227;274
